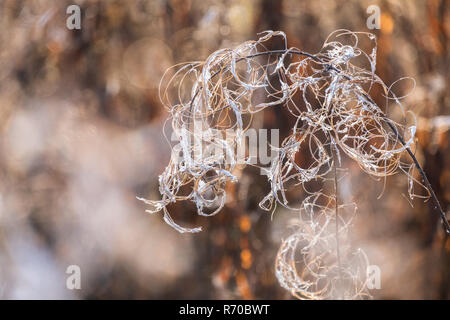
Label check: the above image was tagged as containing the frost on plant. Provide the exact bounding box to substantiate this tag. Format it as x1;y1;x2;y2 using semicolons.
137;30;449;299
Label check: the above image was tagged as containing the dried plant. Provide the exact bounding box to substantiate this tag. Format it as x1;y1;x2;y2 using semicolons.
275;198;371;299
137;30;450;299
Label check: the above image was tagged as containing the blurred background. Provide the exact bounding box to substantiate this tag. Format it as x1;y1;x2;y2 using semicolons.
0;0;449;299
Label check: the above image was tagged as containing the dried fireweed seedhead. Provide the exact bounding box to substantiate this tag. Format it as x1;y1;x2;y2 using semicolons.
137;30;450;299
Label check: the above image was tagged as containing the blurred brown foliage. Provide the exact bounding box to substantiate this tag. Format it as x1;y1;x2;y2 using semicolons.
0;0;449;299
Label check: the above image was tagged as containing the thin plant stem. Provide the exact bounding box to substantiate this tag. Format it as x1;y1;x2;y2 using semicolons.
384;117;450;234
332;146;343;290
